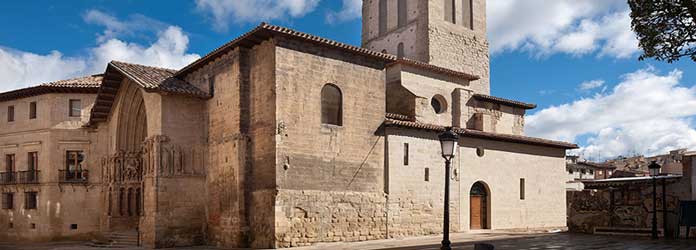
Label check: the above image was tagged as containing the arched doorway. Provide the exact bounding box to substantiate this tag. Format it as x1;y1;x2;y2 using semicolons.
106;81;147;231
470;181;489;230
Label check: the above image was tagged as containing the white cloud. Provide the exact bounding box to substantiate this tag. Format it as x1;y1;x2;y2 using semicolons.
0;48;87;92
578;80;605;91
195;0;321;31
0;11;200;92
527;68;696;159
487;0;639;58
326;0;362;24
83;9;167;42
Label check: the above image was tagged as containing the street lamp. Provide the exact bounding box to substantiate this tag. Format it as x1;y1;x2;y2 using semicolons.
438;127;459;250
648;160;662;240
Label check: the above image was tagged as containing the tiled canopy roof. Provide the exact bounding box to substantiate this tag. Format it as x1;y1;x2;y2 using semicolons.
473;94;537;109
0;75;103;102
175;23;480;81
383;114;577;149
87;61;208;125
109;61;208;98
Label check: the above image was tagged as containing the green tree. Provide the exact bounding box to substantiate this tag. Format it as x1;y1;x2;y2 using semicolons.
629;0;696;62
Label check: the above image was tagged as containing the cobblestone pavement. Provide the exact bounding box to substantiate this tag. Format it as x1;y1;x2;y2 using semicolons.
1;232;694;250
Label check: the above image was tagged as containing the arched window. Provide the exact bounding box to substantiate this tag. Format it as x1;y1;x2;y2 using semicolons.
397;0;407;28
107;188;112;216
321;84;343;126
397;43;405;58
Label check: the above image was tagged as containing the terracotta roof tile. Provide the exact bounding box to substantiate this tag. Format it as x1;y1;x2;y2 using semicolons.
383;115;577;149
0;75;102;102
473;94;537;109
109;61;209;98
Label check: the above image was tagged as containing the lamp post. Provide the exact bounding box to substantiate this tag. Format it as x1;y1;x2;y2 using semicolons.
648;160;662;240
438;127;459;250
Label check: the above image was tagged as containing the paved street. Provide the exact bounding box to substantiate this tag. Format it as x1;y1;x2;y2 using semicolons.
1;232;695;250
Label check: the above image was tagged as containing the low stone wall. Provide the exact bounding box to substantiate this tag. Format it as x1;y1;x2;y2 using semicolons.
568;180;689;237
274;190;388;248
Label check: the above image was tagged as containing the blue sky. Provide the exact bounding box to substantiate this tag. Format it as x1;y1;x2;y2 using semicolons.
2;0;696;160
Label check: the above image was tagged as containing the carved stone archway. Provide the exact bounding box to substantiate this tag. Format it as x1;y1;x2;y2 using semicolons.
103;82;147;231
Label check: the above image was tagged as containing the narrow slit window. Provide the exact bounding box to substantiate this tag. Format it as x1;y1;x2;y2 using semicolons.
403;143;409;166
378;0;388;35
69;99;81;117
520;178;525;200
208;76;215;96
7;106;14;122
425;168;430;182
29;102;37;119
397;0;407;28
444;0;456;23
463;0;473;29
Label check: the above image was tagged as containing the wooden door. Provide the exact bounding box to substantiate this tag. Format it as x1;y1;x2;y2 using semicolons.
470;196;482;229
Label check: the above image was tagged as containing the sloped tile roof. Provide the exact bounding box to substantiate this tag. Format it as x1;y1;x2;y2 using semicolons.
0;74;102;102
109;61;208;98
384;114;577;149
473;94;537;109
42;74;103;88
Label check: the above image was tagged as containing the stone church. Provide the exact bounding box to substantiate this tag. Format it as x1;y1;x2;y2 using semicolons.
0;0;576;248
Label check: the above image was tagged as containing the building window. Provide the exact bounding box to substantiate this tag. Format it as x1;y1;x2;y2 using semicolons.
321;84;343;126
444;0;456;23
29;101;37;119
424;168;430;182
5;154;14;173
208;76;215;97
589;169;594;174
431;95;448;114
27;152;38;182
463;0;473;29
65;151;85;180
519;178;525;200
397;42;405;58
403;143;409;166
397;0;407;28
69;99;81;117
378;0;388;35
7;106;14;122
25;192;37;209
2;193;13;209
569;169;573;174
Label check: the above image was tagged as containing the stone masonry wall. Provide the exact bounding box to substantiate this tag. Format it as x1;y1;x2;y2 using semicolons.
273;37;387;247
274;190;387;248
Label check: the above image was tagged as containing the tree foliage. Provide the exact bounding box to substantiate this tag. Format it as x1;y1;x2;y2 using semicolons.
629;0;696;62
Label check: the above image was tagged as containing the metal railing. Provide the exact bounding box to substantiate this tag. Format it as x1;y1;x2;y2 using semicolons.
59;169;89;183
17;170;40;184
0;171;40;184
0;172;16;184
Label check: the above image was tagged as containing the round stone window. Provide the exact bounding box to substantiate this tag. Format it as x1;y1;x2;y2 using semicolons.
476;147;485;157
431;95;447;114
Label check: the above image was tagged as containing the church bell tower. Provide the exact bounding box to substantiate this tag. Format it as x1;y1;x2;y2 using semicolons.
362;0;490;94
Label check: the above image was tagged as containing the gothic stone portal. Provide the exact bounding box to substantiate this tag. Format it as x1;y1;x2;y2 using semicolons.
103;84;147;231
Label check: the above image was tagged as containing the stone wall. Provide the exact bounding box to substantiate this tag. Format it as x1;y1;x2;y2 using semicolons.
274;190;387;247
273;37;387;247
567;177;693;237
